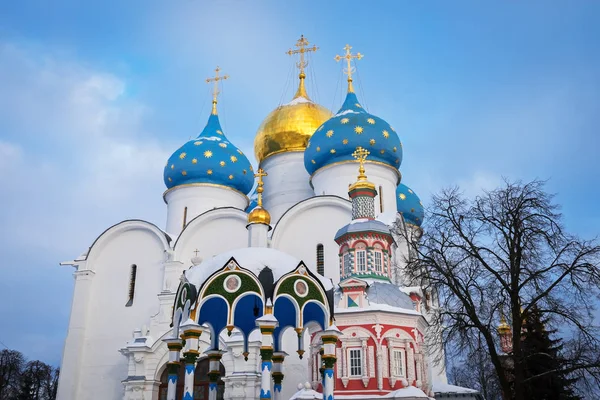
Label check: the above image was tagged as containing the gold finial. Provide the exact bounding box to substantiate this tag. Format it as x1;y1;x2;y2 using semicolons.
498;307;511;334
334;44;363;93
254;168;268;207
248;168;271;225
206;66;229;115
287;35;318;99
349;146;375;192
352;146;370;181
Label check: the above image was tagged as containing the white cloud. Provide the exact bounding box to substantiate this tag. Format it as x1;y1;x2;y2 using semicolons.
0;42;171;364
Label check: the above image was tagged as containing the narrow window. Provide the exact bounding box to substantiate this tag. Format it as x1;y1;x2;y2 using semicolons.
349;349;363;377
126;264;137;307
379;185;384;213
316;244;325;275
392;350;404;377
343;253;352;276
374;251;383;273
182;206;188;229
356;250;367;273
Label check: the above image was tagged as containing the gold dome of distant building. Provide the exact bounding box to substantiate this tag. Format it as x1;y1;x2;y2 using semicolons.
254;73;332;164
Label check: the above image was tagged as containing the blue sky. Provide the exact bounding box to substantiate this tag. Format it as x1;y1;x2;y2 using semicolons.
0;1;598;366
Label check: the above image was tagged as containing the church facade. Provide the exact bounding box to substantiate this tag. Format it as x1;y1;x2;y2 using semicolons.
56;37;463;400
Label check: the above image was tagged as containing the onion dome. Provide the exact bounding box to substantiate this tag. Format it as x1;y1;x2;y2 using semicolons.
304;90;403;175
396;183;424;226
304;43;402;175
163;113;254;194
254;36;332;164
254;76;332;164
164;68;254;195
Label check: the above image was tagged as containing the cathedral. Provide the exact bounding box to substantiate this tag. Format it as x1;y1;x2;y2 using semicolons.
56;37;479;400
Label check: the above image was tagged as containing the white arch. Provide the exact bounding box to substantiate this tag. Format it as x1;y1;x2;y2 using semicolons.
174;207;248;254
271;196;351;247
85;219;171;265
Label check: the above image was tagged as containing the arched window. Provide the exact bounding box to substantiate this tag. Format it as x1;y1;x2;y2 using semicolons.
316;244;324;275
126;264;137;307
356;250;367;273
374;251;383;273
379;185;384;213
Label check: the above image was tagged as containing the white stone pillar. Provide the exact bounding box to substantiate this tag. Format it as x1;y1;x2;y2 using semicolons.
163;338;183;400
407;342;415;386
55;268;94;400
361;338;369;388
180;321;202;400
321;326;342;400
271;352;287;400
247;222;270;247
256;308;279;399
205;350;225;400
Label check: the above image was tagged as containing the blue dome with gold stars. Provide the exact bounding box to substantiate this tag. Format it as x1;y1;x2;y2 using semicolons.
304;91;402;175
396;183;424;226
163;112;254;194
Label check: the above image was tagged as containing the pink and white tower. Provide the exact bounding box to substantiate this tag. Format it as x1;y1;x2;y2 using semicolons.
309;147;433;398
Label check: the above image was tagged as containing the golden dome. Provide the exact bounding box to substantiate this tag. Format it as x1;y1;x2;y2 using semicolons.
254;74;332;164
248;206;271;225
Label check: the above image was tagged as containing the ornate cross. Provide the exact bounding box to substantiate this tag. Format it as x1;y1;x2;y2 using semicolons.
352;146;370;180
286;35;318;77
193;249;200;257
254;168;268;207
335;44;363;92
206;66;229;115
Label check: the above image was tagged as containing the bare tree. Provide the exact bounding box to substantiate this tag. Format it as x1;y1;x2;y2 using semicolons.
400;179;600;400
0;349;25;399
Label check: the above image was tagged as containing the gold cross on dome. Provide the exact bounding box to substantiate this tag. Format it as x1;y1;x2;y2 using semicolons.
352;146;370;180
206;66;229;115
286;35;319;77
334;44;363;92
254;168;268;207
193;249;200;257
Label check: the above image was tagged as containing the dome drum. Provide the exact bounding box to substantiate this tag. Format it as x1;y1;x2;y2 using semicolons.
311;161;400;221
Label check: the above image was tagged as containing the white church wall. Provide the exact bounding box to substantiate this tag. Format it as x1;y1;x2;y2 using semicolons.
261;152;315;224
271;196;351;284
164;184;249;236
311;162;400;223
173;208;249;265
72;222;169;400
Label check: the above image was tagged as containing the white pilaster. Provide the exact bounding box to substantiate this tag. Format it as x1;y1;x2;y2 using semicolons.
56;267;94;400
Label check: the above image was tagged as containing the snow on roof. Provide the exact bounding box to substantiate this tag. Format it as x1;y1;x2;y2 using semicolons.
400;286;422;296
286;96;312;106
185;247;334;291
335;301;422;317
335;386;430;399
433;382;478;394
335;109;360;117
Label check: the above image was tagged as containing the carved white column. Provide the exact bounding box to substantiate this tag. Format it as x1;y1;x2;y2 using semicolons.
406;342;415;386
415;352;422;388
341;340;349;388
387;338;396;388
361;338;369;388
376;346;383;390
